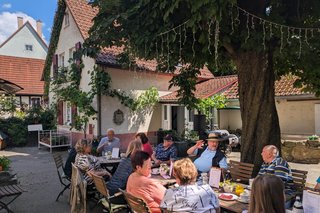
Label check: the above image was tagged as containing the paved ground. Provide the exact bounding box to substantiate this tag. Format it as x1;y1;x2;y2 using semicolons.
1;147;319;212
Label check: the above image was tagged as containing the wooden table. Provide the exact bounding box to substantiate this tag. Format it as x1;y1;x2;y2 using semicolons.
98;157;122;174
151;174;176;188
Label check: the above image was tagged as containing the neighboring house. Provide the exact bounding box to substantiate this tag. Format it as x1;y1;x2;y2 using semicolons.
161;75;320;136
46;0;213;147
0;17;47;108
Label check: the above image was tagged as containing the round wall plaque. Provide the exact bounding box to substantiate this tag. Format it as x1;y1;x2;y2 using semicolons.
113;109;124;125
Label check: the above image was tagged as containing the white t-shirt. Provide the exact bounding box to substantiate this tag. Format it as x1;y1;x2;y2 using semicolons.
160;184;219;213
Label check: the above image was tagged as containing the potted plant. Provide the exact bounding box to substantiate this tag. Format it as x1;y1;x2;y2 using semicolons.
306;135;320;148
0;156;11;171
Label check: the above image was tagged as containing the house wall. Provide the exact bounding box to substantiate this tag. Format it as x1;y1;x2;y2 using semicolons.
0;24;47;59
50;7;98;139
276;99;320;135
218;109;242;130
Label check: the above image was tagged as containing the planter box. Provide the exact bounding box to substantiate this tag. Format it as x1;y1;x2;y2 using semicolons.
306;139;320;148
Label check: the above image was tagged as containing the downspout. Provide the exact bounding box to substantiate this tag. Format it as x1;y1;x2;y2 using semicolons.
97;92;102;137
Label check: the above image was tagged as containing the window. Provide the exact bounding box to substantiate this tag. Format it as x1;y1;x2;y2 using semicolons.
30;97;41;107
189;109;194;122
64;11;70;27
64;102;72;125
25;44;33;51
164;105;167;120
69;47;75;61
59;53;65;68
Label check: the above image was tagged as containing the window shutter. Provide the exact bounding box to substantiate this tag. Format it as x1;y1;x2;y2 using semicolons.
52;54;58;79
75;42;82;71
57;101;64;125
71;104;77;125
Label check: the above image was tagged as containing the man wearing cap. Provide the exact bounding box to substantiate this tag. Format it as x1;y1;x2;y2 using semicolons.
152;134;177;166
187;132;228;173
97;128;120;156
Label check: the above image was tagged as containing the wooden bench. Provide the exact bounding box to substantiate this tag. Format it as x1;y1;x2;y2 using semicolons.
229;160;254;183
0;184;24;213
291;169;308;193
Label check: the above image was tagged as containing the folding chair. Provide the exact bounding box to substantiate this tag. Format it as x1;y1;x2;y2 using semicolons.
229;160;254;183
70;163;87;213
91;174;128;212
52;152;70;201
0;184;24;213
119;188;150;213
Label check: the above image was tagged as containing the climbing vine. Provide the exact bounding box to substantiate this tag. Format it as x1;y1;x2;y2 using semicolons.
196;94;226;122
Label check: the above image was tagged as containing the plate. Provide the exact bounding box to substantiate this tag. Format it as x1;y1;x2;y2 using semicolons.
218;193;238;201
151;168;160;175
237;198;249;204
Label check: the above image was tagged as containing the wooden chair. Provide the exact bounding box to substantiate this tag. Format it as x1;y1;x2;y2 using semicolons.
70;163;87;213
119;188;151;213
52;153;70;201
91;174;128;212
291;169;308;193
0;184;24;213
228;160;254;183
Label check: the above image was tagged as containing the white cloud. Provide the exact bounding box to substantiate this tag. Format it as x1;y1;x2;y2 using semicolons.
2;3;12;9
0;11;46;44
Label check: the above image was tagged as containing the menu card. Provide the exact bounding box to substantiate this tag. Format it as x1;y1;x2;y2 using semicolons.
111;147;120;158
303;190;320;213
209;168;221;188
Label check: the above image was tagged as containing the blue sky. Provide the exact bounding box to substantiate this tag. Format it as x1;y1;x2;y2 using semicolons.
0;0;56;44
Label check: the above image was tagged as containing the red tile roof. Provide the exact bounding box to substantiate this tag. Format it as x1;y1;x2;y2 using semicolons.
65;0;214;80
222;75;309;99
160;75;237;101
0;55;45;95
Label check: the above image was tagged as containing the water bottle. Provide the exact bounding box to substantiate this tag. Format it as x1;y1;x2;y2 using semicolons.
201;173;208;185
292;195;303;213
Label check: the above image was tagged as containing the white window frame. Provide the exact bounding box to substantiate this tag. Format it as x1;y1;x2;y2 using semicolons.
64;102;72;126
64;11;70;27
59;52;65;68
25;44;33;51
30;97;41;107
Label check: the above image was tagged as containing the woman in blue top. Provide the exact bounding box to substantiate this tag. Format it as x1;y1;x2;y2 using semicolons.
315;176;320;190
106;139;142;195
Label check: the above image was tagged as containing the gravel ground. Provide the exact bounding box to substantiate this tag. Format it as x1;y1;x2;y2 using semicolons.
1;146;319;212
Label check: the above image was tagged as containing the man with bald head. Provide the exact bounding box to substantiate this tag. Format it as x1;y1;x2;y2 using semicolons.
97;128;120;156
259;145;294;194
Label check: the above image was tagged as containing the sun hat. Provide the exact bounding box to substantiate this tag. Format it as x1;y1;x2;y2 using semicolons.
163;134;173;141
207;132;224;141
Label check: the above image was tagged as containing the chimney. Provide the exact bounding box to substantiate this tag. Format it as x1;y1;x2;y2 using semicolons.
17;17;23;28
36;20;42;38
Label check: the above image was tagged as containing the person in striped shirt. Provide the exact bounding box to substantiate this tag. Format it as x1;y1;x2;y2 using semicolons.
258;145;294;195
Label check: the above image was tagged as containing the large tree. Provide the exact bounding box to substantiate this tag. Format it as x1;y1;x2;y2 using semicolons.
85;0;320;174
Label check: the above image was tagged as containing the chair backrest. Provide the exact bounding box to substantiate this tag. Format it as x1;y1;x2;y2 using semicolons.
91;173;109;197
119;189;150;213
229;160;254;182
53;153;64;170
291;169;308;192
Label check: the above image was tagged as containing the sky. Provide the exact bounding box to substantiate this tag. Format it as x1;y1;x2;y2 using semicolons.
0;0;56;44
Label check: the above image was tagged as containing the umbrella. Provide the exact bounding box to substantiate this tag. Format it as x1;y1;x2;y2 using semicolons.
0;78;23;94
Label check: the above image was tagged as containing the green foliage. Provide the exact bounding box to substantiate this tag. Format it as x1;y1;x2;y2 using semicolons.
308;135;319;140
196;94;226;121
0;156;11;171
0;94;18;116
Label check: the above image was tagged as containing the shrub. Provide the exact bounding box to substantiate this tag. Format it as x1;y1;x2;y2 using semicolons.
0;156;11;171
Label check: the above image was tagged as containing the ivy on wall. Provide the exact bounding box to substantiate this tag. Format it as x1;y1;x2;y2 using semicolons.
43;0;66;100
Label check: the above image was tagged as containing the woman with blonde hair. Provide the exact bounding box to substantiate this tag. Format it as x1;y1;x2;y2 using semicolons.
248;175;285;213
160;158;220;213
74;139;110;186
106;139;142;195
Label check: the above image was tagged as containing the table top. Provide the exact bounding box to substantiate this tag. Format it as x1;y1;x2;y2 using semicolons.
151;174;176;187
97;156;122;164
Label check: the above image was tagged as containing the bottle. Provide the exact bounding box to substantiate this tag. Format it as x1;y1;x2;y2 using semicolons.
292;195;303;213
201;173;208;185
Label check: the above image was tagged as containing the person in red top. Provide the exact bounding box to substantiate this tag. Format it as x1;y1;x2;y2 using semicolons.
135;132;153;156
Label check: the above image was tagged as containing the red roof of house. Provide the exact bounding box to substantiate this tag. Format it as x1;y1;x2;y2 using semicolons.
223;75;310;99
0;55;45;95
160;75;237;101
65;0;214;80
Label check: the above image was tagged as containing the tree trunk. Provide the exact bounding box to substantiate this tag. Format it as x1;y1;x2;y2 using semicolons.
234;51;281;176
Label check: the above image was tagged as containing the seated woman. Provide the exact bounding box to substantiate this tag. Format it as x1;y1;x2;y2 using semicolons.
126;151;166;213
135;132;153;156
160;158;220;213
106;139;142;195
249;175;285;213
74;139;111;187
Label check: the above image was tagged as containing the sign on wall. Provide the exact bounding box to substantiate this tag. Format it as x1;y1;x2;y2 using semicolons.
113;109;124;125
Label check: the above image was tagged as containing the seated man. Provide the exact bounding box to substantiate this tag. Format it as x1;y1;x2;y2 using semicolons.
187;132;228;173
152;134;177;165
64;147;77;179
258;145;294;195
97;128;120;156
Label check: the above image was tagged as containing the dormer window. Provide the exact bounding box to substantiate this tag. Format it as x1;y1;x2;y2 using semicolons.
25;44;33;51
65;11;70;27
